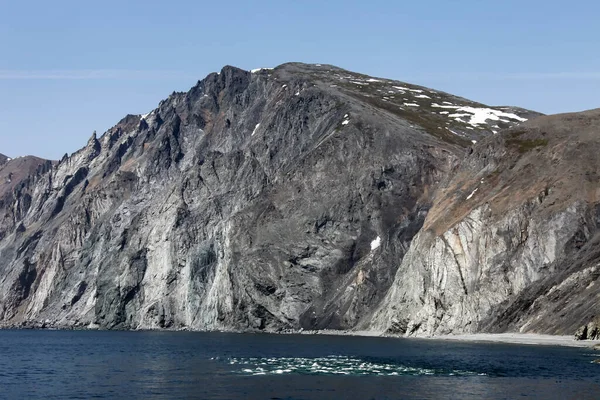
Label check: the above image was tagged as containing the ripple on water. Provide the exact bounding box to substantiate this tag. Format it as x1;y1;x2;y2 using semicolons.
216;356;487;377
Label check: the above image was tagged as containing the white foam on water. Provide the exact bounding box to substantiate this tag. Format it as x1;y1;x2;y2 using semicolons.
224;356;485;377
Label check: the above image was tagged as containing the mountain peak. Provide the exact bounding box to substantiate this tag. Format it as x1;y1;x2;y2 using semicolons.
3;62;592;340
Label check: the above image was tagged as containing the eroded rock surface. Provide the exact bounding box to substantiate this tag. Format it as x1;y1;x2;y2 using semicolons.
2;63;597;337
370;109;600;337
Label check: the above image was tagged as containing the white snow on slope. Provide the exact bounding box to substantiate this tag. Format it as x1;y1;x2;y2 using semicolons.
432;104;526;126
393;86;423;93
457;107;527;125
466;187;478;200
432;103;459;109
404;103;419;107
371;236;381;250
252;123;260;136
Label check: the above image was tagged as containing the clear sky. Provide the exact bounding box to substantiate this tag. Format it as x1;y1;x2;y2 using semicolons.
1;0;599;159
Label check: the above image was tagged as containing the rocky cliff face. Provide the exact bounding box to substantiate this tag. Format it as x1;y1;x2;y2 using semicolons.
369;109;600;336
2;62;595;337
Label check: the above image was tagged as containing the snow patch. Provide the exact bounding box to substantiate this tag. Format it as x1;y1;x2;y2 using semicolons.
370;236;381;251
252;123;260;136
434;104;527;127
432;103;459;109
404;103;419;107
393;86;423;93
455;107;527;126
414;94;431;99
366;78;382;82
342;119;350;125
466;188;478;200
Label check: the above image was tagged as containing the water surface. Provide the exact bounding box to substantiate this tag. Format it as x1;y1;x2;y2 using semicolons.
0;330;598;399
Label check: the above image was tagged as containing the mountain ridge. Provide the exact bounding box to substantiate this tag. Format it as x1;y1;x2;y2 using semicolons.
0;63;596;339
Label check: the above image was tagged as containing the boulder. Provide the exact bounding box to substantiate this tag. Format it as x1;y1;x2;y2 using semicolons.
574;317;600;340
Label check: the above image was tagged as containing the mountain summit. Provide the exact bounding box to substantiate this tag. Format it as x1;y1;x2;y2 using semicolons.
0;63;596;338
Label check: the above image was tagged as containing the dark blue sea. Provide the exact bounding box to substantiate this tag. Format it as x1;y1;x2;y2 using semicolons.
0;330;599;399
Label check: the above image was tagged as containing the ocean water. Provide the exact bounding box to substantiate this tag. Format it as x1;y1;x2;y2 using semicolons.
0;330;598;399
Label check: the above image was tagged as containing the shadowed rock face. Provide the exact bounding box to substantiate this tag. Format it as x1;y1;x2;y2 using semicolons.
0;155;54;242
4;63;594;337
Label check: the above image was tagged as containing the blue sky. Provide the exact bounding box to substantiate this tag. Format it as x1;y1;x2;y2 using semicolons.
1;0;599;159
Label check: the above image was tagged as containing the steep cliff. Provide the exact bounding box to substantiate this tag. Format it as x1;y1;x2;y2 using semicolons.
5;62;589;336
370;109;600;336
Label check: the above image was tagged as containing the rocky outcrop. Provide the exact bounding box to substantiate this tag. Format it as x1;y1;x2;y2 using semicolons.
575;318;600;340
0;64;473;331
369;109;600;337
2;62;596;338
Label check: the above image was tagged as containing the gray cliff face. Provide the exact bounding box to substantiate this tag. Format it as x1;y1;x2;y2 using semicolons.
370;109;600;336
3;62;595;337
0;63;469;331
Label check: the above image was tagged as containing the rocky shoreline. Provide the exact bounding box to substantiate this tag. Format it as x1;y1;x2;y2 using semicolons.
6;321;598;350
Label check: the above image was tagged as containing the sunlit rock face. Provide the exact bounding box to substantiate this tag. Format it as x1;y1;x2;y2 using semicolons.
8;64;598;337
370;109;600;337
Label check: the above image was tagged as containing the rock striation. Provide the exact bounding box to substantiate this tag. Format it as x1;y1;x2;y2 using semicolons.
0;63;597;337
370;109;600;337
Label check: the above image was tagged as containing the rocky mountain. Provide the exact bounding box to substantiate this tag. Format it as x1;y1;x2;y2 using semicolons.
370;109;600;336
0;155;52;197
0;62;596;338
0;155;54;242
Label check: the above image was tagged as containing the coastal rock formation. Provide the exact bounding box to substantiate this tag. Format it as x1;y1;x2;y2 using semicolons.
370;109;600;336
575;317;600;340
0;62;597;337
